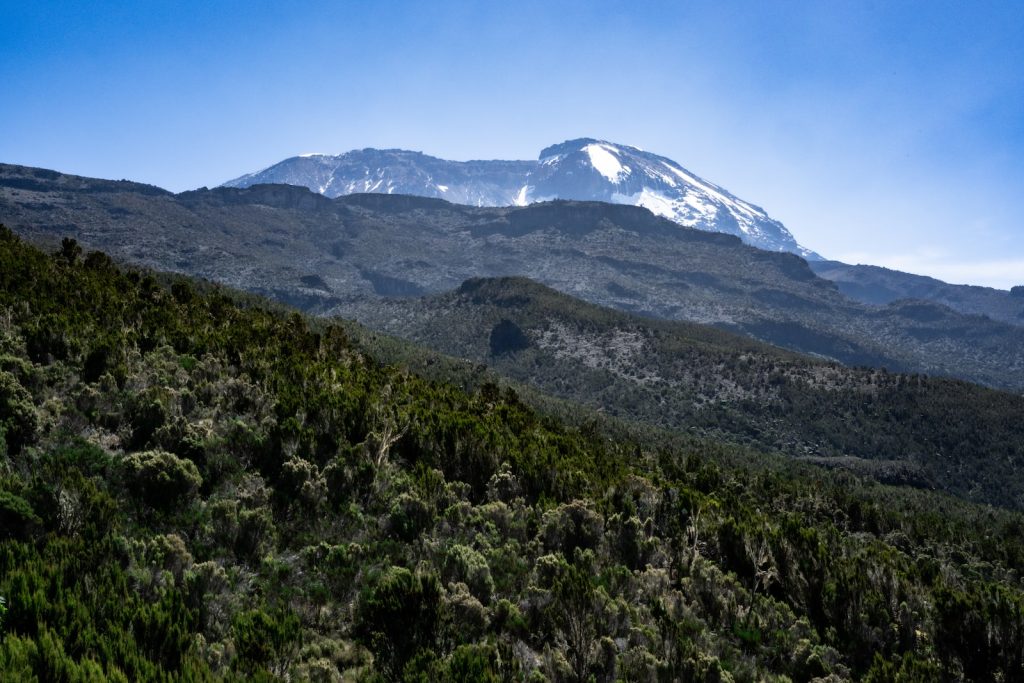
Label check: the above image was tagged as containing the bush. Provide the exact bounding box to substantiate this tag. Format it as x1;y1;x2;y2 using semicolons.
0;491;41;539
0;371;38;456
355;566;442;678
122;449;201;510
444;643;500;682
126;396;169;450
387;493;432;542
442;544;494;604
232;608;300;675
236;507;276;561
540;500;604;557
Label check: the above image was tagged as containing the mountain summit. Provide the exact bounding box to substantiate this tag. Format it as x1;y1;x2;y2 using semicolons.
223;138;817;257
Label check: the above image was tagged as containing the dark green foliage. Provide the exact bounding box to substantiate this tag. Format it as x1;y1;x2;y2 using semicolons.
355;567;442;679
1;229;1024;680
0;536;205;680
387;493;432;542
231;608;300;675
122;450;202;510
0;371;38;455
59;237;83;265
863;651;942;682
443;643;501;682
0;491;41;539
489;319;530;356
547;559;599;682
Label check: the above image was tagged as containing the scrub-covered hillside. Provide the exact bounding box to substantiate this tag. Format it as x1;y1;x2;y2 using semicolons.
1;227;1022;681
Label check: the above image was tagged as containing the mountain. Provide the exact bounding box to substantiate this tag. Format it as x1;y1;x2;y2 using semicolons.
346;276;1024;509
223;138;817;257
810;259;1024;326
3;163;1024;391
226;141;1024;322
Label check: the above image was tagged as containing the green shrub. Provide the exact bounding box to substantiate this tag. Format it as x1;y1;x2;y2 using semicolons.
0;491;41;539
232;608;301;675
236;506;277;561
444;643;500;682
442;544;494;604
122;449;201;510
540;500;604;556
387;493;432;542
0;371;38;456
355;567;442;678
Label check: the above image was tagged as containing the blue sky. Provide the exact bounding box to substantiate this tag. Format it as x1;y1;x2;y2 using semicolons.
2;1;1022;287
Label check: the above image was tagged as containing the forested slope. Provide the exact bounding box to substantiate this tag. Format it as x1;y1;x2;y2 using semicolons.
348;277;1024;509
2;228;1023;681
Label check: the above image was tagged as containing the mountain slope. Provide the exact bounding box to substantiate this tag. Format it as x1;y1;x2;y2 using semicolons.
3;163;1024;392
344;276;1024;509
4;229;1024;680
223;138;816;256
225;148;535;208
811;259;1024;326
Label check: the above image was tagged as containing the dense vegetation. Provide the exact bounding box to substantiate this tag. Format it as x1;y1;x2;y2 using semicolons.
2;228;1024;681
342;277;1024;510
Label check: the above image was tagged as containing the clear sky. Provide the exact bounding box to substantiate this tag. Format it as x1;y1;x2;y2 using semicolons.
3;1;1022;288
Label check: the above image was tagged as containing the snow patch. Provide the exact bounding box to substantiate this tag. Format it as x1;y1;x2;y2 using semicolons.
584;143;629;182
629;189;678;221
514;185;530;206
610;187;724;230
663;162;761;220
682;192;717;219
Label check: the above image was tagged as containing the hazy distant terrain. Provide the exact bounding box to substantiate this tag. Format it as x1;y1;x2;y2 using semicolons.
811;259;1024;326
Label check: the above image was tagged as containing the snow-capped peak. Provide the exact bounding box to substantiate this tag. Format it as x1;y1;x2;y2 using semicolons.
222;138;818;258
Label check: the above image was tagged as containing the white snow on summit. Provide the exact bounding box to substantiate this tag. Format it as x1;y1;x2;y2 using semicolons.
222;138;818;258
662;162;760;220
584;143;630;182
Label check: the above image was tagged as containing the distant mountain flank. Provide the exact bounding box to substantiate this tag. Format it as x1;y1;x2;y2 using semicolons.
810;260;1024;326
223;138;817;257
